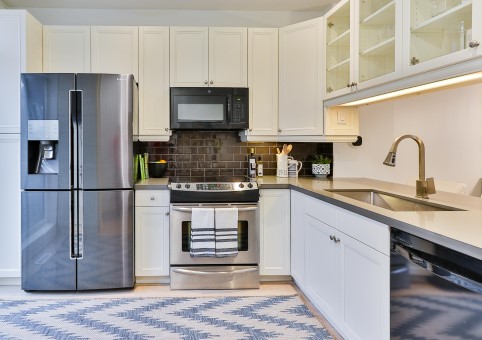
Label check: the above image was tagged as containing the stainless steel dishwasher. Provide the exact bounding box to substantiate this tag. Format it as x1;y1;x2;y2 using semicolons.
390;228;482;339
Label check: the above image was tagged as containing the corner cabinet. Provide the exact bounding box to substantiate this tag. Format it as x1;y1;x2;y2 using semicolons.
170;27;247;88
324;0;403;100
138;27;171;141
135;190;170;283
403;0;482;76
279;18;324;136
43;26;91;73
292;192;390;340
91;26;139;80
259;189;291;277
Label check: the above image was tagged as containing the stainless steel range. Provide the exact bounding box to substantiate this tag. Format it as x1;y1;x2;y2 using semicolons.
169;177;260;290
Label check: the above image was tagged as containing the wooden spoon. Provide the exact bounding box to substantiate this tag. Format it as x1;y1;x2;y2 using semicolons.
286;144;292;155
282;144;288;155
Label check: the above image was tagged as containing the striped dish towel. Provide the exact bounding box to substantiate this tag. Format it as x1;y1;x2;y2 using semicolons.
215;207;238;257
190;208;215;257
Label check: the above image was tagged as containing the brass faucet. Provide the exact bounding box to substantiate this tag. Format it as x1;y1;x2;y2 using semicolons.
383;134;436;199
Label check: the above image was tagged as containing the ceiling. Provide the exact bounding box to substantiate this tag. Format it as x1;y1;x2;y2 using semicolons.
3;0;339;11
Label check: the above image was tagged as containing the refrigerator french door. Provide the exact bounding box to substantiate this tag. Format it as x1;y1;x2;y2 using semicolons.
20;73;135;291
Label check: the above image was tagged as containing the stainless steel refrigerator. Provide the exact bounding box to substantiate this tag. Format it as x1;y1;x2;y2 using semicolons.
20;73;135;291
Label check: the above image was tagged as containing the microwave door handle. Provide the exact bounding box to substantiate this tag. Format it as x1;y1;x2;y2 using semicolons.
227;94;232;123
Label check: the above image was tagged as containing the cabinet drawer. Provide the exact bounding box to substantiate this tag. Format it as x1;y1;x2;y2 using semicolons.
336;208;390;255
304;195;337;227
135;190;170;207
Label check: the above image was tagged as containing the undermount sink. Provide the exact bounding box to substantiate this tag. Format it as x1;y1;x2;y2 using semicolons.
325;189;462;212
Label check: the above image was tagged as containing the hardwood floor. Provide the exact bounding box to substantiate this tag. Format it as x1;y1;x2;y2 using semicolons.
0;281;343;339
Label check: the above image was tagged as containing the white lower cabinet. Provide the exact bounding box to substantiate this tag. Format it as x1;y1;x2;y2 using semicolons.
259;189;290;276
290;190;306;286
135;190;170;281
294;193;390;340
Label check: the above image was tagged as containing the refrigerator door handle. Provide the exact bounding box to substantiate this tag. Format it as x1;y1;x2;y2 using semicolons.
78;190;84;259
70;90;83;188
71;190;84;259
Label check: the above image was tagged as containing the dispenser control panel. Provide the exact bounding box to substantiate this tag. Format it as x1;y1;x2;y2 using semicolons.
28;120;59;141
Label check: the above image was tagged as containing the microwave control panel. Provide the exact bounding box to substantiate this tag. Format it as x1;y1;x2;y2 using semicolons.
231;88;249;124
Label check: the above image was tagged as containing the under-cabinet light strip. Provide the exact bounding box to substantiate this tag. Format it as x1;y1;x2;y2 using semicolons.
340;72;482;106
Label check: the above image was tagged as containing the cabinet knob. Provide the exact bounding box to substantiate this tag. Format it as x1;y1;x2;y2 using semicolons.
210;80;214;84
249;128;252;132
165;128;169;131
165;211;170;216
329;235;334;240
150;196;155;201
334;237;340;243
469;41;480;48
204;80;208;84
410;57;420;65
278;128;281;132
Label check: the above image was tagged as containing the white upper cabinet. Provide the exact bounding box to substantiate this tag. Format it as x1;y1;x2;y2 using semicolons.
91;26;139;80
279;18;324;136
0;10;42;134
403;0;482;76
138;26;171;141
170;27;247;87
246;28;279;137
324;0;354;99
356;0;403;89
43;26;91;73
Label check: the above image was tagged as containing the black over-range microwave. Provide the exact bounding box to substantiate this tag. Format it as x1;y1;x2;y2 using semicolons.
170;87;249;130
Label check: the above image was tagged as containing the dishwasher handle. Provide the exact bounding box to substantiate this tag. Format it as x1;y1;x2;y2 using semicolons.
394;244;482;294
171;206;258;212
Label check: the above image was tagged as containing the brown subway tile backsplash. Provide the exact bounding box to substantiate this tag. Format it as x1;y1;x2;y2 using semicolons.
139;131;333;180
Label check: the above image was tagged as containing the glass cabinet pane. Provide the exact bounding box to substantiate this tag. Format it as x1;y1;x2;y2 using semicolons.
409;0;472;66
326;1;351;95
358;0;396;83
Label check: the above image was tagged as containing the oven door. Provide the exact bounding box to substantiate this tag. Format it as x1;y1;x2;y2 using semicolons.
169;203;259;265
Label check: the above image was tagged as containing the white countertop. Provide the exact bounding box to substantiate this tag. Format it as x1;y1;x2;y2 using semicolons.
135;176;482;260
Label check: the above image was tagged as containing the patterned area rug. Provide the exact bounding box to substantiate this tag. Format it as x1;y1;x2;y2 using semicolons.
0;295;333;339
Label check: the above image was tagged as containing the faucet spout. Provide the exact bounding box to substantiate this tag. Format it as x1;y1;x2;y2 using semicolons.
383;134;435;199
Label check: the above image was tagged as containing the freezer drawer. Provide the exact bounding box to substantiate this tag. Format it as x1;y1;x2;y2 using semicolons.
21;191;76;291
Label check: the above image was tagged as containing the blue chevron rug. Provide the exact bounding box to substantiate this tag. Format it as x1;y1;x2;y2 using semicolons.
0;295;333;339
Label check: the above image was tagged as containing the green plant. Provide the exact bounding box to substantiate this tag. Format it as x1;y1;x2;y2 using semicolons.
312;154;332;164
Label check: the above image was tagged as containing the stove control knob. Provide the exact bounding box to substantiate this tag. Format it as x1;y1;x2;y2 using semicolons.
247;183;253;188
239;183;245;189
176;184;181;189
185;184;190;189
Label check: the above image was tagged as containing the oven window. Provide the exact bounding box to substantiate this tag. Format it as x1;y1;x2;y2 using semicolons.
182;221;248;252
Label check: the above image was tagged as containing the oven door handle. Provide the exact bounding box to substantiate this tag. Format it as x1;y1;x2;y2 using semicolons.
171;206;258;212
172;267;258;276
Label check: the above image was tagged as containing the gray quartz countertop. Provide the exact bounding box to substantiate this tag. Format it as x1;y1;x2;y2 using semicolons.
135;176;482;260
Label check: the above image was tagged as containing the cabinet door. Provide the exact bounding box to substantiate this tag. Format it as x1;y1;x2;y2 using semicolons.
135;207;170;277
91;26;139;80
0;10;41;134
279;18;324;136
170;27;209;87
305;214;343;322
340;233;390;340
259;189;290;276
324;0;354;99
209;27;247;87
356;0;403;89
247;28;279;136
402;0;482;76
43;26;91;73
138;27;171;141
0;135;21;278
290;190;306;286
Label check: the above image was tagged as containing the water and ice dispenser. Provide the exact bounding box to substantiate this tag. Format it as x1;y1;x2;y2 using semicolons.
27;120;59;174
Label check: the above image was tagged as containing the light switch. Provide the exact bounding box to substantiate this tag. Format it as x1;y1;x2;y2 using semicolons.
337;110;347;125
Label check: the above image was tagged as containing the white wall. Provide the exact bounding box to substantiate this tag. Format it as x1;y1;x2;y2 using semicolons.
333;82;482;196
21;8;324;27
0;1;6;9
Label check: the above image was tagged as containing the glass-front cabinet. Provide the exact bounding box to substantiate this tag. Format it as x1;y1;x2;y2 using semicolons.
403;0;481;76
324;0;403;100
325;0;353;99
357;0;402;87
